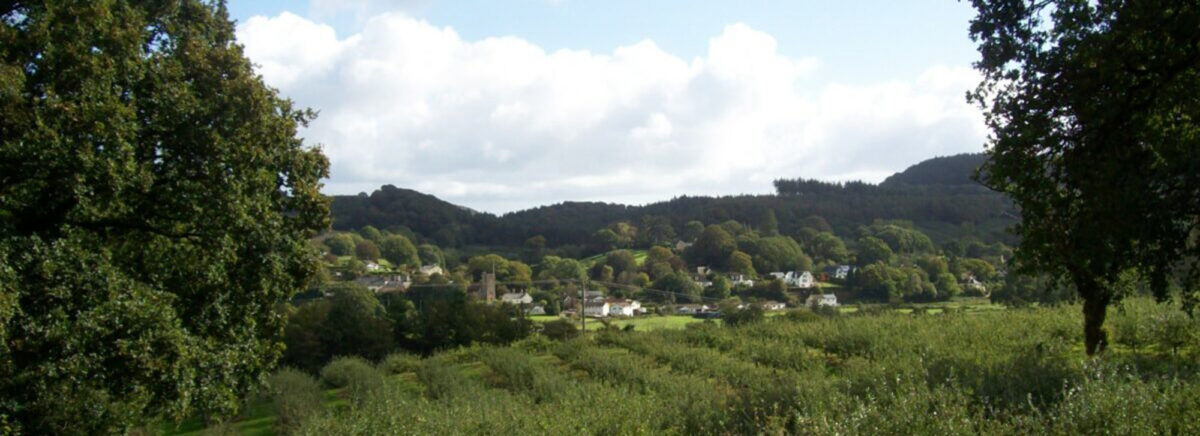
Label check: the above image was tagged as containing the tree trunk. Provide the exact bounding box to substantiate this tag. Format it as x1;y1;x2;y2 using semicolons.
1082;294;1110;355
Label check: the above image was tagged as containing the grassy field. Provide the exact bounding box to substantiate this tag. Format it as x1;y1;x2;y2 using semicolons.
173;299;1199;435
531;314;720;331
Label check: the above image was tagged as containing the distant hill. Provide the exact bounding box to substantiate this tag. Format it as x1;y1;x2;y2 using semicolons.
328;153;1014;248
881;153;988;187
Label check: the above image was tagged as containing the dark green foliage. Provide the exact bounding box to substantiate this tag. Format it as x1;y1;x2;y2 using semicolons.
651;271;702;303
319;357;383;406
268;368;324;435
723;304;765;327
354;239;381;261
855;236;894;266
540;318;578;341
881;153;988;187
969;0;1200;354
282;284;394;371
379;234;419;268
689;225;736;268
0;1;330;432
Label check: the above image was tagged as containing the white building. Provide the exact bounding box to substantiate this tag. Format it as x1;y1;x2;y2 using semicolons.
806;294;839;308
727;273;755;287
759;301;787;311
584;301;610;317
419;264;444;276
675;304;711;315
794;271;815;289
500;292;533;305
607;299;642;317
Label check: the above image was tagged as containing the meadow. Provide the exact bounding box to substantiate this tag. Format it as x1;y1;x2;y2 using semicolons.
170;298;1198;435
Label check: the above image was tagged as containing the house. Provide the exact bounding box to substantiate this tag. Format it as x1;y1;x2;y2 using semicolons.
806;293;839;308
584;301;610;317
690;267;713;287
500;292;533;305
419;264;444;277
964;275;987;294
759;300;787;311
353;274;410;293
675;304;711;315
607;299;642;317
768;271;814;288
525;305;546;316
727;273;754;287
365;261;382;271
823;265;852;280
674;240;693;252
794;271;815;289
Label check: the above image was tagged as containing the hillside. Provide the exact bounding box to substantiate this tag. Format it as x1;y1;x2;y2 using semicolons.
329;153;1015;247
880;153;989;187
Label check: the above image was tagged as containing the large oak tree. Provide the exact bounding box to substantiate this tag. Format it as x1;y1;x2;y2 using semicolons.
0;1;329;432
969;0;1200;354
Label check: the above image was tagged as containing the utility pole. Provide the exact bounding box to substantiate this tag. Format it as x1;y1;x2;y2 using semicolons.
579;279;586;333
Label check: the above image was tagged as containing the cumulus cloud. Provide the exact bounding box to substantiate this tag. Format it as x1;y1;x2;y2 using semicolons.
237;13;987;213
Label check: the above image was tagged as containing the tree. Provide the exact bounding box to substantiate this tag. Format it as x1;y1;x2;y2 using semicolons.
355;240;382;262
325;233;357;256
604;250;639;277
0;1;330;432
380;234;419;269
418;243;444;267
809;232;849;264
727;251;756;276
856;236;894;266
969;0;1200;354
690;225;736;268
682;220;705;242
706;276;732;300
359;225;384;243
524;235;547;262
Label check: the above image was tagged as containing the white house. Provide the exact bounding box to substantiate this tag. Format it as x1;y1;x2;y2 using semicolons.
674;240;693;252
806;293;839;308
675;304;711;315
824;265;852;280
500;292;533;305
584;301;611;317
525;305;546;316
759;301;787;311
727;273;755;287
419;264;444;277
794;271;815;289
607;299;642;317
365;261;382;271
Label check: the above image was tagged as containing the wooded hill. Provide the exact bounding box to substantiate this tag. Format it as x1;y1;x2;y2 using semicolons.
330;153;1014;248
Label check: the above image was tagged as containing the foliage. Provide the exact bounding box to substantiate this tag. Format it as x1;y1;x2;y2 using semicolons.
688;225;737;268
268;368;324;435
856;236;894;266
379;352;421;375
969;0;1200;354
0;1;331;432
379;234;419;269
318;357;383;407
354;240;381;261
540;318;579;341
723;304;765;327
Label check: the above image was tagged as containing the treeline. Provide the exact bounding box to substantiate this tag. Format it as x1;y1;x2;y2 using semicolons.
329;178;1014;251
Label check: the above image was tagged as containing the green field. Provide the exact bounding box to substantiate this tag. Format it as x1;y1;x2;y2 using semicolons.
531;314;717;331
174;299;1199;435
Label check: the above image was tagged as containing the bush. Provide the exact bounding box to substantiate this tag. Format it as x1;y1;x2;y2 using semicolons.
379;352;421;375
540;318;578;341
268;368;324;435
319;357;384;406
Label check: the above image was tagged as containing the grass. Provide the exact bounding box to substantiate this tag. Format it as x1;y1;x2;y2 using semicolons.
171;299;1200;435
531;314;716;331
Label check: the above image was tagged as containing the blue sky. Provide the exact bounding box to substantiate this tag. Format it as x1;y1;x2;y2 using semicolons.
228;1;988;213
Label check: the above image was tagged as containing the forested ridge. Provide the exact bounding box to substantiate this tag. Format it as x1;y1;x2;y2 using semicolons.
330;153;1013;248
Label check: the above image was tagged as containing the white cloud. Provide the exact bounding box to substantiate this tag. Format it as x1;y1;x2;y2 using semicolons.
238;13;987;213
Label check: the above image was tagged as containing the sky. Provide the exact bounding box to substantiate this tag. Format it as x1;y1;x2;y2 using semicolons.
228;0;989;214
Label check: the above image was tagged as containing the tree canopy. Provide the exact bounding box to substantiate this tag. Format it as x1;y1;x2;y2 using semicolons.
0;1;329;432
970;0;1200;354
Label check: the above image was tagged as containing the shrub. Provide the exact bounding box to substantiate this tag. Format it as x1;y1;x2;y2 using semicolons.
319;356;384;407
379;352;421;375
540;318;579;341
268;368;324;435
